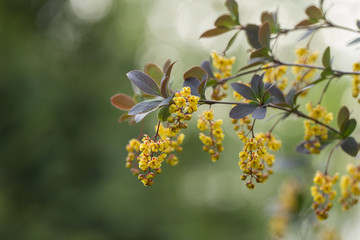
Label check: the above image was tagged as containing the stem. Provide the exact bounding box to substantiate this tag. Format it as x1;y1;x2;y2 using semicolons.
317;77;333;105
268;113;285;134
251;119;256;138
219;60;360;85
268;103;342;136
198;101;342;136
153;121;161;140
324;142;340;175
326;21;360;34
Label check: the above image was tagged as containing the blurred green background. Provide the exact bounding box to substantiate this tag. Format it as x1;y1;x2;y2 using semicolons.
1;0;360;239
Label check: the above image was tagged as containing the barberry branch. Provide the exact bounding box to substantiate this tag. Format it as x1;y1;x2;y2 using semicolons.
218;60;360;85
198;99;342;136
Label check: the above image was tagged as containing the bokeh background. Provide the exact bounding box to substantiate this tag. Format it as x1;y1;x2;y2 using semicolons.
1;0;360;239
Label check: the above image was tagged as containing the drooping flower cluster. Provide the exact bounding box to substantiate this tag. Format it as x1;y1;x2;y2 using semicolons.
137;134;171;186
339;163;360;210
292;48;319;95
311;171;339;220
269;179;302;239
231;116;252;132
210;51;236;100
125;138;141;175
263;64;288;91
238;131;281;189
168;87;199;134
157;123;185;166
304;102;333;154
351;62;360;103
197;109;224;162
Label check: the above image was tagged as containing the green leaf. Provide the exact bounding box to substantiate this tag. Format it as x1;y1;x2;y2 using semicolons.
239;60;266;71
341;137;359;157
305;6;323;20
258;22;270;49
111;93;136;111
337;106;350;129
206;79;218;87
224;30;240;53
215;14;236;28
200;27;231;38
250;48;270;59
184;66;207;82
322;47;331;68
127;70;161;96
261;11;279;33
158;105;171;122
252;106;267;119
145;63;163;85
229;103;258;119
225;0;239;23
320;67;333;78
245;24;262;49
231;82;257;101
128;99;162;116
160;62;176;98
262;91;272;104
342;119;357;137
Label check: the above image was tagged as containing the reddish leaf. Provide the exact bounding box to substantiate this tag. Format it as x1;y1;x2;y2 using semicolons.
183;66;207;81
258;22;270;49
295;19;315;28
215;14;236;28
145;63;163;85
200;27;231;38
111;93;136;111
160;61;176;98
305;6;323;20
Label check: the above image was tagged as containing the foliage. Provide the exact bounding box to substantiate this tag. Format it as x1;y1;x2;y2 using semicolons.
111;0;360;238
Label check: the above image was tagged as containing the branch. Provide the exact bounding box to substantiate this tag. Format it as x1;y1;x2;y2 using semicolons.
268;103;341;136
198;100;342;136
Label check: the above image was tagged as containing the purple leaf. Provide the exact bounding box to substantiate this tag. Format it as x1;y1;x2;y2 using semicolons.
231;82;257;101
127;70;161;96
229;103;258;119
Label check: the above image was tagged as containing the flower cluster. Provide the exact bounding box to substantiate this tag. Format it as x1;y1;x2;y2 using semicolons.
292;48;319;95
263;64;288;90
339;163;360;210
137;134;171;186
168;87;199;134
351;62;360;103
269;179;301;239
293;48;318;80
311;171;339;220
157;122;185;166
125;138;141;175
210;51;236;100
304;102;333;154
197;109;224;162
231;116;252;132
238;131;280;189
